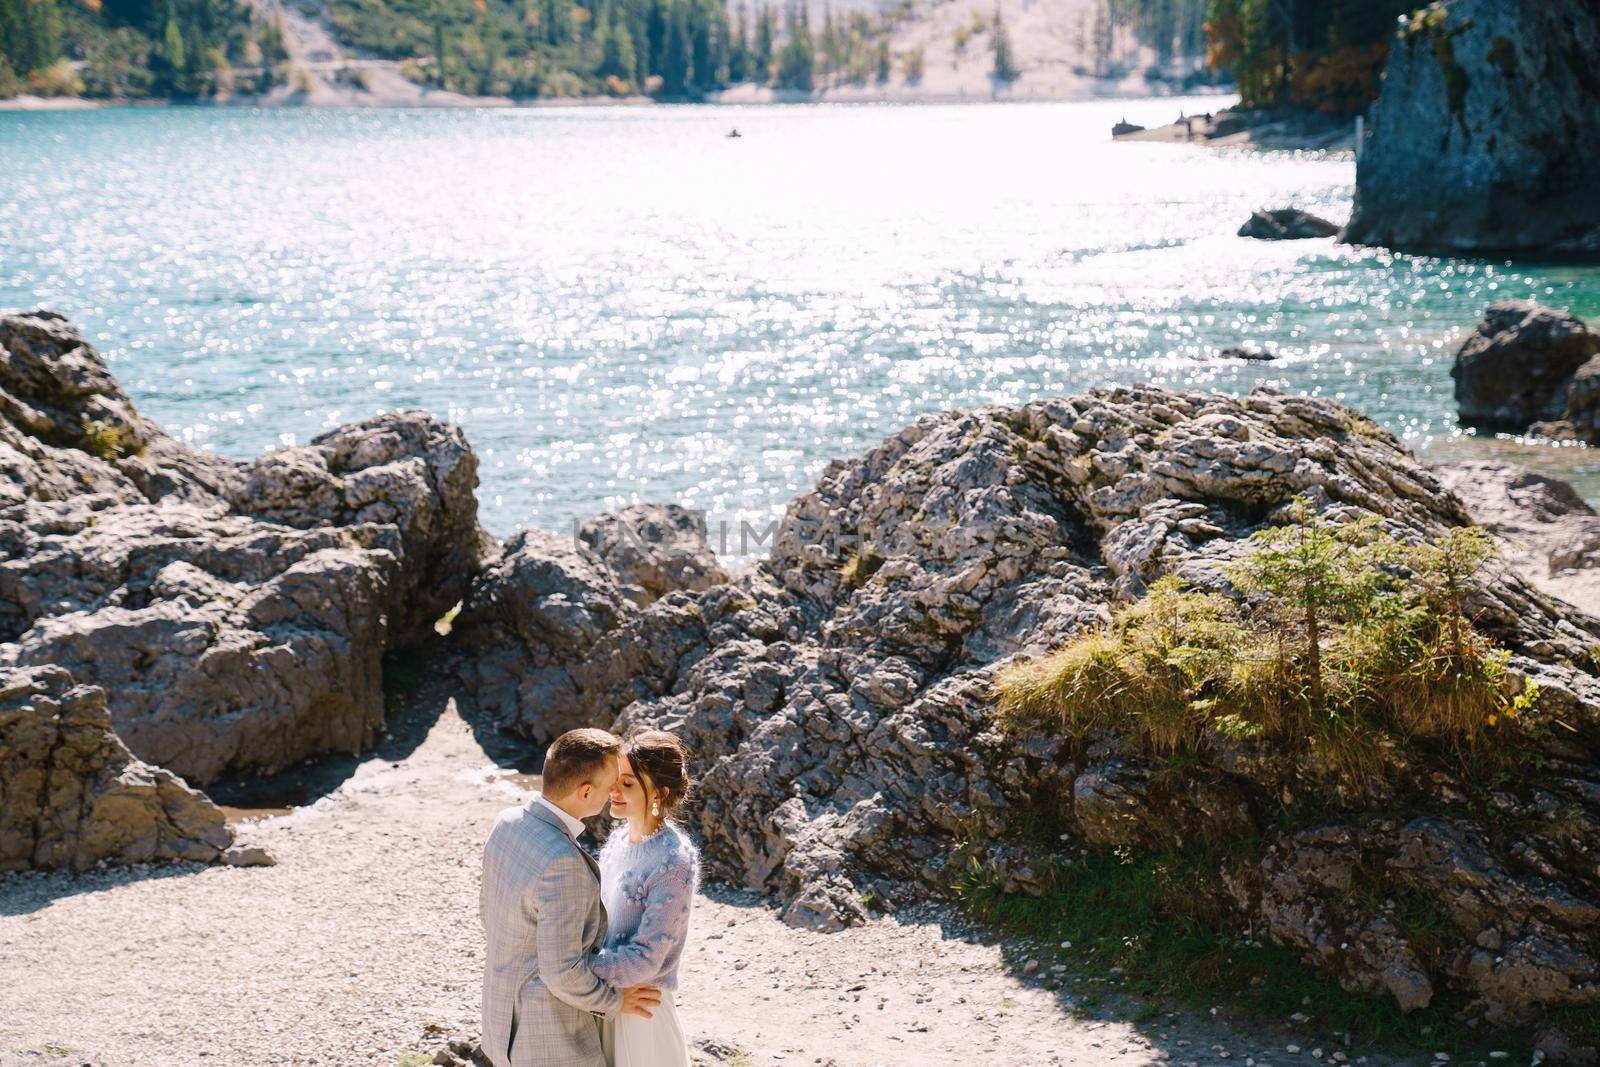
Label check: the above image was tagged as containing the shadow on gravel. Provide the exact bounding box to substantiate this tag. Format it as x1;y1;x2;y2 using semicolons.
207;638;460;817
1;640;474;917
686;880;1278;1067
936;907;1483;1067
0;861;200;917
206;636;552;820
449;680;547;779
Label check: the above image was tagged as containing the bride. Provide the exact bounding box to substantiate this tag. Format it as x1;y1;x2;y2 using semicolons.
593;729;702;1067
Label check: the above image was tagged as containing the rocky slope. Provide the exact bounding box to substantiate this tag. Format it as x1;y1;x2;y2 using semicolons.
0;664;246;872
0;311;486;784
1344;0;1600;257
528;384;1600;1028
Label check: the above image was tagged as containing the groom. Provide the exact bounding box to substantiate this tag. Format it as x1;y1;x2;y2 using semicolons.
481;727;661;1067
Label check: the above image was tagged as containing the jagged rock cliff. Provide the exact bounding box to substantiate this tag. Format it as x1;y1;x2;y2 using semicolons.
0;311;487;784
0;665;243;872
550;384;1600;1026
1344;0;1600;257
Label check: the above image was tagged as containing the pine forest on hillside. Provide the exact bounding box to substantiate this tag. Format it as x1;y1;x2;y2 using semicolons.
2;0;1410;115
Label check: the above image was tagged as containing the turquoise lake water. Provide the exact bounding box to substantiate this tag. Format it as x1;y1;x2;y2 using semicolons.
4;98;1599;548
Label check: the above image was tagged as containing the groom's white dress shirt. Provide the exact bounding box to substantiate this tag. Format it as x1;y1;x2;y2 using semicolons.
536;793;587;840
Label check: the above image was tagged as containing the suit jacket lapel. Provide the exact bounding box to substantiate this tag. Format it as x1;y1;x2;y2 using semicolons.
575;844;602;883
528;801;602;884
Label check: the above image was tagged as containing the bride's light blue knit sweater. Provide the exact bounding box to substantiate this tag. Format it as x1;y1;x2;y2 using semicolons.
592;822;701;990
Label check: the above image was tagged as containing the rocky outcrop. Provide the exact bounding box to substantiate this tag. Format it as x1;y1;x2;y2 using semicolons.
546;384;1600;1028
0;664;245;872
1231;813;1600;1024
1;311;486;784
1450;301;1600;437
452;505;723;738
1217;345;1275;362
451;529;639;742
1237;209;1339;240
229;411;486;645
1344;0;1600;257
577;503;729;607
1435;459;1600;618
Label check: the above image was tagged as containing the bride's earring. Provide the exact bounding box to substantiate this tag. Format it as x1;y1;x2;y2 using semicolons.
650;799;661;818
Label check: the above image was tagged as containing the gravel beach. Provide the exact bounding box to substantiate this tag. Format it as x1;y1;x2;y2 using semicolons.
3;659;1405;1067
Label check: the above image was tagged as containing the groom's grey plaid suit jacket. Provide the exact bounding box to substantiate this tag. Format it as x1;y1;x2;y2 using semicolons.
480;801;620;1067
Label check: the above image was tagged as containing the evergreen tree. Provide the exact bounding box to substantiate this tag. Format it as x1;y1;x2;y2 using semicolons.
752;2;772;82
660;0;690;93
433;16;448;85
819;2;837;75
598;2;637;84
873;38;888;83
646;0;667;73
991;5;1018;83
689;0;713;89
728;2;749;81
260;11;287;64
773;0;810;89
542;0;563;45
901;43;923;83
162;4;187;73
0;0;62;75
477;19;498;93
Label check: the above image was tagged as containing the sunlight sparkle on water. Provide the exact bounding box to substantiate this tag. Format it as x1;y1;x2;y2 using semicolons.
4;97;1600;553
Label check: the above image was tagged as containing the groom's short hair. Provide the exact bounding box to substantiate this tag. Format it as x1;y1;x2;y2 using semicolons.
541;728;622;796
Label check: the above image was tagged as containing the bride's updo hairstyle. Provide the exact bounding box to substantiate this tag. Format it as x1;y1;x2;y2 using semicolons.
623;729;691;822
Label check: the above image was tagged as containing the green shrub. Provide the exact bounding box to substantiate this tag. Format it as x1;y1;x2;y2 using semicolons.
996;501;1534;783
81;419;133;460
1;59;27;98
838;547;884;590
998;577;1244;754
28;59;85;96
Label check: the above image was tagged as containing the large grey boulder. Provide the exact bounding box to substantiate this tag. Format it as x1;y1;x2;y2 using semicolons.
0;664;245;872
1;310;486;784
1450;301;1600;433
229;411;485;645
451;529;639;742
453;505;727;739
551;384;1600;1026
1344;0;1600;257
577;503;729;607
0;310;238;508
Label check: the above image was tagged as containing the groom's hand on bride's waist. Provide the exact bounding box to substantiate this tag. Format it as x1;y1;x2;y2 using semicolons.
620;983;662;1019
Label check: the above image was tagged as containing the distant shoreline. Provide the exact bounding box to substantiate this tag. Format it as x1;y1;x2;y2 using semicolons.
3;84;1234;112
0;95;109;111
1115;106;1356;154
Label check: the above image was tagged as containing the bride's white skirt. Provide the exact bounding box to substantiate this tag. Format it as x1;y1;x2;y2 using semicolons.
601;990;688;1067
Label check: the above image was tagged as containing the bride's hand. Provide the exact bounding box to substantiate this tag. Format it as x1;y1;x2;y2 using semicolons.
621;983;662;1019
